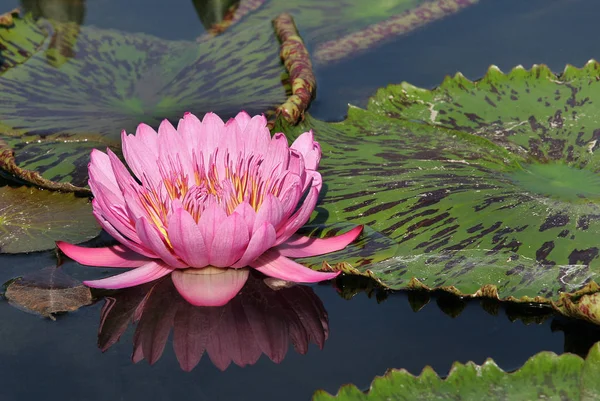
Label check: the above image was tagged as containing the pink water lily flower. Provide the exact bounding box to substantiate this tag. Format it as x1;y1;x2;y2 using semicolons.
57;111;362;306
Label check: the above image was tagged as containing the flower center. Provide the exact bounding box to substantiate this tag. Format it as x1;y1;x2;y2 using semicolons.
137;150;290;229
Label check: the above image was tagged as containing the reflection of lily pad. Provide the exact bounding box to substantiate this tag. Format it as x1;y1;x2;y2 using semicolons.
277;62;600;320
0;12;287;141
0;185;98;253
313;342;600;401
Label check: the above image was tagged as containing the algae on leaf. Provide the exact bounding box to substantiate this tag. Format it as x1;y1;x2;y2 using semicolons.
313;343;600;401
276;61;600;323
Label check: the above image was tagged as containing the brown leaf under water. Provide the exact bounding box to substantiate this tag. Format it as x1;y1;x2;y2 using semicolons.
4;266;92;320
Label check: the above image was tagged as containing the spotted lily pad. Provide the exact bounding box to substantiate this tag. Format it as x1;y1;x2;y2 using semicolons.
4;266;92;320
313;342;600;401
0;12;287;142
0;185;98;253
276;61;600;322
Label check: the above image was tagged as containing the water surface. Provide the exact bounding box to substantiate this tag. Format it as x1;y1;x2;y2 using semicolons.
1;0;600;399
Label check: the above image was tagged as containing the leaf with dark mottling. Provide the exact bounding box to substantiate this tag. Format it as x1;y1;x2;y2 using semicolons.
4;266;92;319
276;61;600;324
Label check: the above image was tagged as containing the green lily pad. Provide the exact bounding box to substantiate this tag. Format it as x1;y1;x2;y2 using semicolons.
312;342;600;401
0;12;287;142
276;61;600;317
0;185;99;253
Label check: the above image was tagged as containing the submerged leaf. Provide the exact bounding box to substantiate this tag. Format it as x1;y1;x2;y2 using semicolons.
313;342;600;401
0;12;321;189
0;10;47;75
229;0;477;65
0;12;287;142
276;61;600;323
0;185;98;253
4;266;92;319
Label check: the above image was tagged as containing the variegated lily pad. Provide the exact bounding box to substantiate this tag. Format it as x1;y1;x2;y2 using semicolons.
0;185;98;253
277;61;600;323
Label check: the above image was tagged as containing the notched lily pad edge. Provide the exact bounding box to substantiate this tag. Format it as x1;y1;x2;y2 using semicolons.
313;342;600;400
374;58;600;119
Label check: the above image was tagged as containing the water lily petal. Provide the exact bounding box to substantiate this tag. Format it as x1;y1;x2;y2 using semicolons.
177;112;202;158
167;208;209;268
209;213;249;267
250;249;340;283
171;267;249;306
57;242;151;267
136;217;187;268
88;149;121;196
233;202;256;236
241;114;270;155
158;119;194;181
121;128;161;187
291;130;320;170
93;210;157;258
286;149;305;179
233;110;251;131
261;133;290;177
84;261;173;289
221;118;243;159
199;112;224;156
232;222;276;268
277;225;364;258
198;203;228;252
253;194;284;233
90;183;139;242
133;122;159;156
275;186;319;245
278;177;302;221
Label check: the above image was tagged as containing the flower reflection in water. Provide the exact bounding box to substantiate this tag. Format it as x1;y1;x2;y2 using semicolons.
97;270;328;371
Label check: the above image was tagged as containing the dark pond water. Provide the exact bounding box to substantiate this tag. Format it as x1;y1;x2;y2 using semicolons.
2;0;600;400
